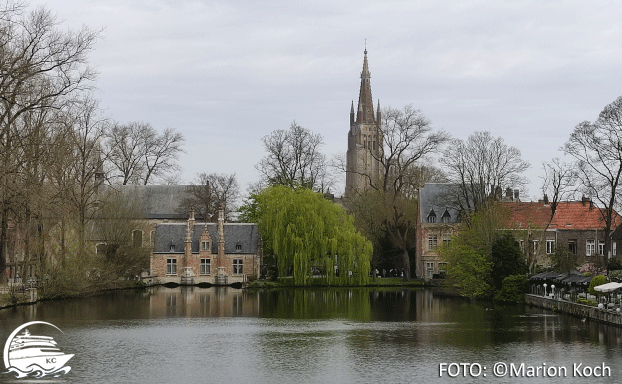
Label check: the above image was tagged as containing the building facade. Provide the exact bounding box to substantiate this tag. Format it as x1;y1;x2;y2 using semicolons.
416;183;462;280
345;49;383;196
150;209;261;285
416;182;622;279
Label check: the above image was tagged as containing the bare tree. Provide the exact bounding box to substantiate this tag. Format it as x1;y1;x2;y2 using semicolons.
181;173;240;221
256;121;332;192
378;105;449;193
527;158;577;272
563;95;622;263
143;127;184;185
0;2;99;280
104;122;184;185
105;122;147;185
49;95;107;257
440;131;530;213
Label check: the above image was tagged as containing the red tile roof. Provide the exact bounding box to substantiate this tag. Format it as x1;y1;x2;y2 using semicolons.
504;202;551;229
504;201;622;230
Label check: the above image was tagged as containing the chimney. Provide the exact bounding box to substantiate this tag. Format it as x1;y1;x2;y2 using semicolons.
513;189;519;201
189;208;195;232
543;194;549;205
218;207;225;259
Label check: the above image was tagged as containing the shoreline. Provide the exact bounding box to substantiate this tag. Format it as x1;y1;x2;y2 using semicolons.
0;278;430;310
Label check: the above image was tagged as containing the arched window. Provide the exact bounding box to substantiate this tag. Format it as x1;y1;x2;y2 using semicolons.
132;230;143;247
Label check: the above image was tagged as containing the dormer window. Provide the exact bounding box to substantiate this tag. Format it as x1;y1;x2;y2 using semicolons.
202;241;210;251
170;241;175;252
236;243;242;252
427;209;436;223
442;210;451;223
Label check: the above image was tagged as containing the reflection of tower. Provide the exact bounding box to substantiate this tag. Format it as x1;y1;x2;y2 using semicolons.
346;48;383;197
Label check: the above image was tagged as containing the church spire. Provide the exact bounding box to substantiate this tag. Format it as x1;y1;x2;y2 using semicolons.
357;48;375;124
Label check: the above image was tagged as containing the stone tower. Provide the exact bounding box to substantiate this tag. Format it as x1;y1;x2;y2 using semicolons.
345;49;383;197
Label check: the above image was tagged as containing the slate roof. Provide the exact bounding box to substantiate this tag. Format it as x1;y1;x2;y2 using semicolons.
153;222;260;254
102;185;193;219
418;183;461;224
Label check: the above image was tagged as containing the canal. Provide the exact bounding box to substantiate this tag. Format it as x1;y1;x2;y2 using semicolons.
1;286;621;383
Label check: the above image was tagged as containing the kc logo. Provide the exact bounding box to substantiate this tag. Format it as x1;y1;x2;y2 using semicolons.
2;321;74;379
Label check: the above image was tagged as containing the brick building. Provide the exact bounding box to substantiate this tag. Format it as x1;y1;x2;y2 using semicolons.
416;182;622;279
150;209;261;285
416;183;461;280
509;198;622;267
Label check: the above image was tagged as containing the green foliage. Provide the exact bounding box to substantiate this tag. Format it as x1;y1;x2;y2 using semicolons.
491;233;527;290
609;270;622;279
588;275;607;296
607;258;622;271
577;298;598;306
440;236;493;299
438;202;510;299
254;185;372;285
494;275;529;303
549;246;581;274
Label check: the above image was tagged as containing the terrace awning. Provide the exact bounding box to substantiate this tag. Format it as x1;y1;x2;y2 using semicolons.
593;282;622;293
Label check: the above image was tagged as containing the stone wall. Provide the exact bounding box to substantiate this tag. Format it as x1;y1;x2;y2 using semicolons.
525;294;622;327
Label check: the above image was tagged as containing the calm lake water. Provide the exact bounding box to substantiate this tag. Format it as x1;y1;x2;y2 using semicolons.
1;286;621;383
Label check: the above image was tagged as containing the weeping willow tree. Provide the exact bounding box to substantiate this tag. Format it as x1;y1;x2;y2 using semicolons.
254;185;372;285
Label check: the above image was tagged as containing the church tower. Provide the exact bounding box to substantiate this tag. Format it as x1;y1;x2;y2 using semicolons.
345;48;383;197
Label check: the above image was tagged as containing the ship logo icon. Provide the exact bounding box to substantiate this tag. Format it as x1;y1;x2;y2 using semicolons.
3;321;73;378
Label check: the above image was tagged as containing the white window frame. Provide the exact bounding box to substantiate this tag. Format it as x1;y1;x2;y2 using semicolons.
546;240;555;255
586;239;595;256
533;240;539;253
426;262;434;279
200;258;211;275
166;258;177;275
428;234;438;250
202;241;210;251
598;240;605;256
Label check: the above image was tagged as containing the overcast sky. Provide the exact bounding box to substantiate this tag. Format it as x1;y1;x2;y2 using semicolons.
37;0;622;200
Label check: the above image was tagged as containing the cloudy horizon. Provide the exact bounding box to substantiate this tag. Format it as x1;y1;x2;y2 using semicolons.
34;0;622;200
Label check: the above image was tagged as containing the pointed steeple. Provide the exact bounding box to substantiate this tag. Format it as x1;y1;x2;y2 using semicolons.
350;100;355;125
357;48;375;124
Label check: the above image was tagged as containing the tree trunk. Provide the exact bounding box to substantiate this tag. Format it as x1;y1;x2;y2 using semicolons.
0;208;7;283
401;248;411;281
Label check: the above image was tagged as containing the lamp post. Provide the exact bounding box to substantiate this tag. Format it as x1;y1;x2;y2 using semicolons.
543;283;547;297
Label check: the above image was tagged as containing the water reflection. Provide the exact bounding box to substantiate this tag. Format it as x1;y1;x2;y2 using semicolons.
1;287;622;383
151;286;260;318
